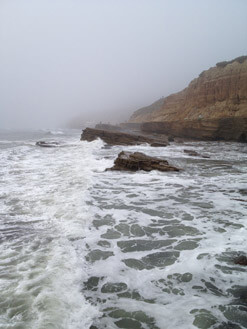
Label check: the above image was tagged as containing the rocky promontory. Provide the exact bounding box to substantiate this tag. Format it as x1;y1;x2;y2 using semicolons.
129;56;247;142
81;128;168;146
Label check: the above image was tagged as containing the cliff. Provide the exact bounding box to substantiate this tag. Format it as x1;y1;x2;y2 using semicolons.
129;56;247;141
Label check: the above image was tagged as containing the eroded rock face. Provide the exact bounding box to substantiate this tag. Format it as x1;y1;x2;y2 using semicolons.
107;151;179;172
141;118;247;142
80;128;168;146
129;56;247;141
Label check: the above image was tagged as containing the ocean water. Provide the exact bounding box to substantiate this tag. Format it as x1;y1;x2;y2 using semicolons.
0;129;246;329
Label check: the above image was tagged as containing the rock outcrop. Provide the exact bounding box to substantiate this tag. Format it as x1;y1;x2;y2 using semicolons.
94;123;123;132
129;56;247;141
141;118;247;142
184;149;210;158
234;255;247;266
81;128;168;146
107;151;179;172
36;141;60;147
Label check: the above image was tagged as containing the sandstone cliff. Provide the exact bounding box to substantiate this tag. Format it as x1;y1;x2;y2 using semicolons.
129;56;247;141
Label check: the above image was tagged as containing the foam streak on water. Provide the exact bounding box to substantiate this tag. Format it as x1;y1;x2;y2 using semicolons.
0;131;247;329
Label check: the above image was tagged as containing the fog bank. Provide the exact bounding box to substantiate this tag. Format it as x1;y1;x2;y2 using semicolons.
0;0;246;129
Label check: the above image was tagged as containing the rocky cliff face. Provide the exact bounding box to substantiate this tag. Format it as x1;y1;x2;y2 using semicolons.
129;56;247;141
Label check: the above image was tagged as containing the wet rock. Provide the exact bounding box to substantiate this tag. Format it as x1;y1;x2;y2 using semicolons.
117;239;176;253
84;276;103;291
184;149;200;156
115;318;142;329
109;309;158;329
192;311;217;329
232;198;247;202
101;282;128;293
239;189;247;196
130;224;145;237
142;251;179;268
123;251;179;270
107;151;179;172
97;240;111;248
101;229;121;239
115;223;130;236
93;217;115;228
174;240;199;250
227;286;247;305
36;141;59;147
161;224;200;237
234;255;247;266
184;149;210;158
201;280;224;296
150;142;168;147
215;322;241;329
219;304;247;327
123;258;146;270
81;128;168;146
168;136;174;142
86;249;114;262
180;272;193;282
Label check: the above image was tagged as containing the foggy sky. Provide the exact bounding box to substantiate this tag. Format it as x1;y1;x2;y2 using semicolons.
0;0;247;129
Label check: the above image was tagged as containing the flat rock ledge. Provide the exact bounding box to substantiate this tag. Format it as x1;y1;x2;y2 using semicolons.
107;151;179;172
81;128;168;146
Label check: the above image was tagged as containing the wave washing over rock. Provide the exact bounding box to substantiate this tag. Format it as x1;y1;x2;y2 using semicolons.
0;129;247;329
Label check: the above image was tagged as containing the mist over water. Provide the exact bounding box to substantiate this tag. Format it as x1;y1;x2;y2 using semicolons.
1;0;247;129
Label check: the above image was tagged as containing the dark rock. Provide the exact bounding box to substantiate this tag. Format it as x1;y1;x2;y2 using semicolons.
150;142;168;147
81;128;168;146
184;149;200;156
227;285;247;305
117;239;176;252
115;318;142;329
107;151;179;172
123;251;180;270
215;322;241;329
95;123;123;132
36;141;59;147
234;255;247;266
83;276;103;291
101;282;127;293
101;229;121;239
168;136;174;142
86;249;114;262
239;189;247;196
184;149;210;158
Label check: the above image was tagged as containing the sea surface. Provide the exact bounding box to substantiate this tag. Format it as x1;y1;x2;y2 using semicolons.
0;129;246;329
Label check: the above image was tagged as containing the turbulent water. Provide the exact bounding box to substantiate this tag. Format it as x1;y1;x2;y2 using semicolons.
0;129;246;329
